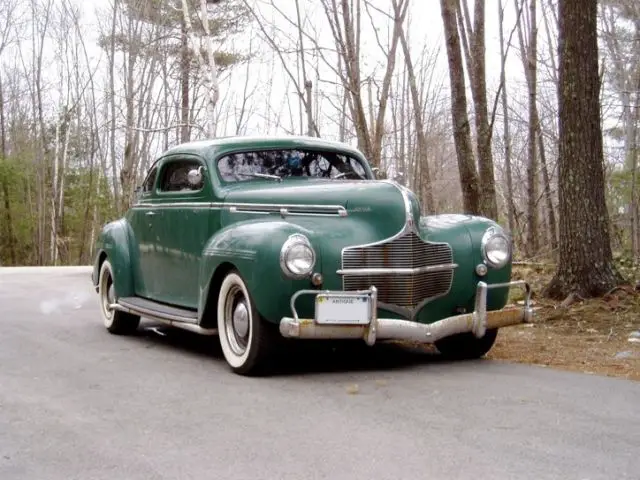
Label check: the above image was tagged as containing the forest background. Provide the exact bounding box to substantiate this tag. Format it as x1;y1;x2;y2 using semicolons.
0;0;638;300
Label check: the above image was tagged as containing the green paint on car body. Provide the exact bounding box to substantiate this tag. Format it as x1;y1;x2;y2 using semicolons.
92;136;514;329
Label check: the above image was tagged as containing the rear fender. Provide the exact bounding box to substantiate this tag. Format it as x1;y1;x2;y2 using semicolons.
91;219;137;298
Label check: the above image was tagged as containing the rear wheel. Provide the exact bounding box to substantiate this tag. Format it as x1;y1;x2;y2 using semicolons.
217;270;279;375
435;328;498;360
98;259;140;335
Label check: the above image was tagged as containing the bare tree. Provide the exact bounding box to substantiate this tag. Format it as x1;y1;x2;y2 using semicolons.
514;0;558;257
243;0;321;137
498;0;516;235
456;0;498;219
440;0;481;214
318;0;408;168
394;0;434;212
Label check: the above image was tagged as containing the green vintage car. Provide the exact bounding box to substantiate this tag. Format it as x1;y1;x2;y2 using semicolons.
91;135;533;375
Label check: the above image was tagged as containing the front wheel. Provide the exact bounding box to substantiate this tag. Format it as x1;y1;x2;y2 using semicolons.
98;259;140;335
217;270;278;375
435;328;498;360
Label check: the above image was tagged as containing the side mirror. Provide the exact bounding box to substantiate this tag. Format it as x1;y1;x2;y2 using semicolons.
187;166;204;187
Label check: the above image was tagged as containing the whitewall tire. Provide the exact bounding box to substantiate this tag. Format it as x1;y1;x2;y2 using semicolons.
98;259;140;335
217;270;276;375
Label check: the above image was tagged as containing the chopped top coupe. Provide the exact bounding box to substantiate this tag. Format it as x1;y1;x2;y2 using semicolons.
92;135;533;375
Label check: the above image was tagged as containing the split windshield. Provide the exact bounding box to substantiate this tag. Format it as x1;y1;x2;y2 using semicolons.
216;149;369;183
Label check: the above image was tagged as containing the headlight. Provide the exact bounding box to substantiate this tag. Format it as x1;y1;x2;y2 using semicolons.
280;234;316;278
481;227;511;269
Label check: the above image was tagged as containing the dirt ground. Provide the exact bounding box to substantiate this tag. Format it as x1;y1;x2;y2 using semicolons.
486;265;640;382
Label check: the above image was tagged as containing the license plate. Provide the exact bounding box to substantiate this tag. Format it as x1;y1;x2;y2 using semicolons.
315;293;372;325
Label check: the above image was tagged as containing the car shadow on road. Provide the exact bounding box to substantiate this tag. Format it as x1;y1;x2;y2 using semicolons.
133;321;470;376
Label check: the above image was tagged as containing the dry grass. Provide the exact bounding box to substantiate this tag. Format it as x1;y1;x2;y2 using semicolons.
487;265;640;382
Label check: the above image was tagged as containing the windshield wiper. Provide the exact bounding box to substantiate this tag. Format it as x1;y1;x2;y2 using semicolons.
244;172;283;182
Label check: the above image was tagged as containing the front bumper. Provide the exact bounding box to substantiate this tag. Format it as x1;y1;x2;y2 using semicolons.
279;280;534;345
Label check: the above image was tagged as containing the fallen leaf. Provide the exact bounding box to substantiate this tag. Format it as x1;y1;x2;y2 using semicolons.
346;384;359;395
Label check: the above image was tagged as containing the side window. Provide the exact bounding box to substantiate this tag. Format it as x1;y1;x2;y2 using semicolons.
142;166;158;193
158;159;204;193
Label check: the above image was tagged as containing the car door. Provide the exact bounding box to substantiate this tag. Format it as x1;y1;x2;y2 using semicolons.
128;162;163;299
153;154;214;309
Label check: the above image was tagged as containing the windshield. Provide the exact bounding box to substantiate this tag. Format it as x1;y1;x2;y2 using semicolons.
216;148;369;183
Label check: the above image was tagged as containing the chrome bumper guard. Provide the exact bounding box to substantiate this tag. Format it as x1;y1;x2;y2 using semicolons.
279;280;534;345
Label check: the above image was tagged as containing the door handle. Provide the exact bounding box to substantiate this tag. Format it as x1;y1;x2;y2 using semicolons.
145;211;156;216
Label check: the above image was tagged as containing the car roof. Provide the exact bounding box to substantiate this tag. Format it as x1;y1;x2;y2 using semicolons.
161;135;366;161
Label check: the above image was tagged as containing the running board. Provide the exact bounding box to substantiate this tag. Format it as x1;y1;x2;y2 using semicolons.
110;297;218;336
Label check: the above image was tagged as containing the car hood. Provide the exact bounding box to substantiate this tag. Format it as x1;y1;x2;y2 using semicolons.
219;179;411;243
223;179;404;214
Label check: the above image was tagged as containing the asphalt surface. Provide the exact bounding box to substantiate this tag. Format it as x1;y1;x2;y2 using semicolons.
0;267;639;480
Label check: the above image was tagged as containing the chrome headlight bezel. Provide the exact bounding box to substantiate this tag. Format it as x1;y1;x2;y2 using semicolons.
280;234;316;279
481;227;512;269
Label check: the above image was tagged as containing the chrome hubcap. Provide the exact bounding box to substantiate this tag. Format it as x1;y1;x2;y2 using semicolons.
224;286;250;356
232;302;249;338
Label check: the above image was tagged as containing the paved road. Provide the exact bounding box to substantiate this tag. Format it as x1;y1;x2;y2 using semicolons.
0;267;639;480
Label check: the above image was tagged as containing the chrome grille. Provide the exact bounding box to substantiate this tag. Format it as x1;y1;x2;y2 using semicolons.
341;231;454;308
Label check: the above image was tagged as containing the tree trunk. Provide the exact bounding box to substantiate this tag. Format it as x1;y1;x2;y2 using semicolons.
294;0;317;137
108;0;120;207
180;17;190;143
440;0;481;215
498;0;516;235
544;0;623;299
514;0;540;256
197;0;220;138
526;0;539;256
468;0;498;219
631;69;640;263
536;111;558;253
50;114;61;265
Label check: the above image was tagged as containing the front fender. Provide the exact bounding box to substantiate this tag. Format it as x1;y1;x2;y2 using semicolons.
198;220;321;324
91;219;137;298
416;214;513;323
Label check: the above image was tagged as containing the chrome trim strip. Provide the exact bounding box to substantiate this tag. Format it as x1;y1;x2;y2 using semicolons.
133;201;348;217
229;206;270;215
337;263;458;275
134;202;214;209
228;203;347;217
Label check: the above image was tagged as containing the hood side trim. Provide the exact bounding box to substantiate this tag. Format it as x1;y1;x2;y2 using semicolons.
132;201;347;217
